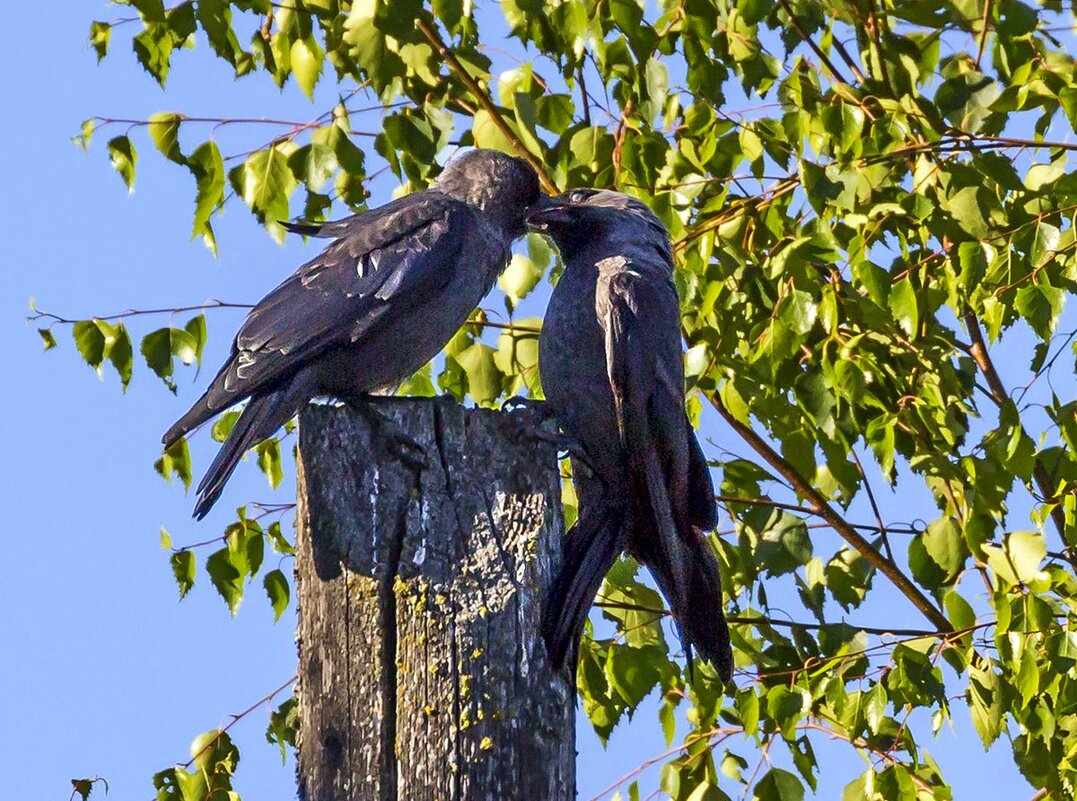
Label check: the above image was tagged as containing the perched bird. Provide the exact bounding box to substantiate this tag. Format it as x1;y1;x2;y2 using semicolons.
163;149;540;519
529;189;733;680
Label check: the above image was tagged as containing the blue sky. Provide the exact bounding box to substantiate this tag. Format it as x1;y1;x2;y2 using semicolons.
0;2;1058;799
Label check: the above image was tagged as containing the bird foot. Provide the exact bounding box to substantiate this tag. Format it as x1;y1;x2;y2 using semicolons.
351;400;429;470
503;414;594;470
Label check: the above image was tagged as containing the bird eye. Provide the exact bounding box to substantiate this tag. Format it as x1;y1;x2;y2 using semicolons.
568;189;590;203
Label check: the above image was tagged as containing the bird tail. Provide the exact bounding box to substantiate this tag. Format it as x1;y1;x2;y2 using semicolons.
541;501;627;669
647;534;733;681
634;434;733;681
192;381;303;520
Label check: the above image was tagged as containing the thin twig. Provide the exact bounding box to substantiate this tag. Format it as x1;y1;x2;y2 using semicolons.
975;0;994;68
850;449;895;563
577;63;592;126
30;300;253;327
778;0;850;84
416;19;557;193
147;674;296;801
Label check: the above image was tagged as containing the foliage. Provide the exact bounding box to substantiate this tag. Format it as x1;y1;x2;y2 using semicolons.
36;0;1077;798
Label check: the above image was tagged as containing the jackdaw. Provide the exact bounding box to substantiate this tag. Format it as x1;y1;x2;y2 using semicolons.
163;149;540;519
529;188;733;680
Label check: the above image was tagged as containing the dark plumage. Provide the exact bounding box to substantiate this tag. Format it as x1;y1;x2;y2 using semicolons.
163;149;540;519
530;189;733;680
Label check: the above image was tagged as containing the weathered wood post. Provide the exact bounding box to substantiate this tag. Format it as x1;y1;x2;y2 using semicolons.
295;397;575;800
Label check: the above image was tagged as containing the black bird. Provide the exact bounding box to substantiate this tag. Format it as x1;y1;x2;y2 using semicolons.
163;149;540;519
529;189;733;680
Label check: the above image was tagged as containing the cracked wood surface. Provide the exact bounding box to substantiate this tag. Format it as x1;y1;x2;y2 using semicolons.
295;398;575;801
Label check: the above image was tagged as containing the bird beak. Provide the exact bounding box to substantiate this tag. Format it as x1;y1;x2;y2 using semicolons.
525;194;573;231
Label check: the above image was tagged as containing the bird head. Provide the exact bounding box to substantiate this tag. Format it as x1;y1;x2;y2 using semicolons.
435;149;541;237
526;189;672;260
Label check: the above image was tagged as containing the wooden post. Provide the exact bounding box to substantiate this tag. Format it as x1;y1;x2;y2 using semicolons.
295;397;575;801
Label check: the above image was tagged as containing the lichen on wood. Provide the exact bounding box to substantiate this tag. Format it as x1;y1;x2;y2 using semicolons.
295;397;574;801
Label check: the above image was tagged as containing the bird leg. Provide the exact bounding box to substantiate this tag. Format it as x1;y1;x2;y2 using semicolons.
500;401;599;473
349;397;430;470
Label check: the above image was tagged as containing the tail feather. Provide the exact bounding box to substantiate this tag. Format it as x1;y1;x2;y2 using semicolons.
280;219;341;238
542;502;627;669
192;381;304;520
634;436;733;681
648;536;733;681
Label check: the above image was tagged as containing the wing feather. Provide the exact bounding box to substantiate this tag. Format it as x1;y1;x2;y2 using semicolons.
201;193;470;416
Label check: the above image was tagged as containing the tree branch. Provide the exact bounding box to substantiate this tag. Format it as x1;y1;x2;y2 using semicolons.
707;391;954;633
778;0;850;84
416;19;558;194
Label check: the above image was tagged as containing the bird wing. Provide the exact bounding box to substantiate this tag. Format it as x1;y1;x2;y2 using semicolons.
598;258;685;483
598;255;729;675
204;193;472;410
597;255;715;533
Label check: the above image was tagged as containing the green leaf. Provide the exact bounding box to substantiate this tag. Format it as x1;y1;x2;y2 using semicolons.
919;516;965;584
472;109;516;154
188;140;225;251
799;161;843;215
888;279;919;337
141;325;200;387
196;0;249;72
945;186;989;239
265;696;298;763
968;664;1004;749
290;36;325;100
266;521;296;555
1015;281;1064;340
240;145;297;239
89;22;111;62
289;143;338;193
148;112;185;164
69;778;108;801
211;410;241;442
456;342;503;406
263;569;290;621
766;686;807;739
184;315;207;369
155;437;192;489
107;136;137;193
753;768;804;801
74;118;95;152
170;550;196;599
984;530;1047;587
935;71;1000;131
72;321;106;369
107;322;134;389
256;438;284;489
207;547;244;615
133;23;174;86
343;0;406;94
499;254;546;309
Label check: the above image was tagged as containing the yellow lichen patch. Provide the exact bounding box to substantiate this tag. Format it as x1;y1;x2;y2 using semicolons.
479;736;494;751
